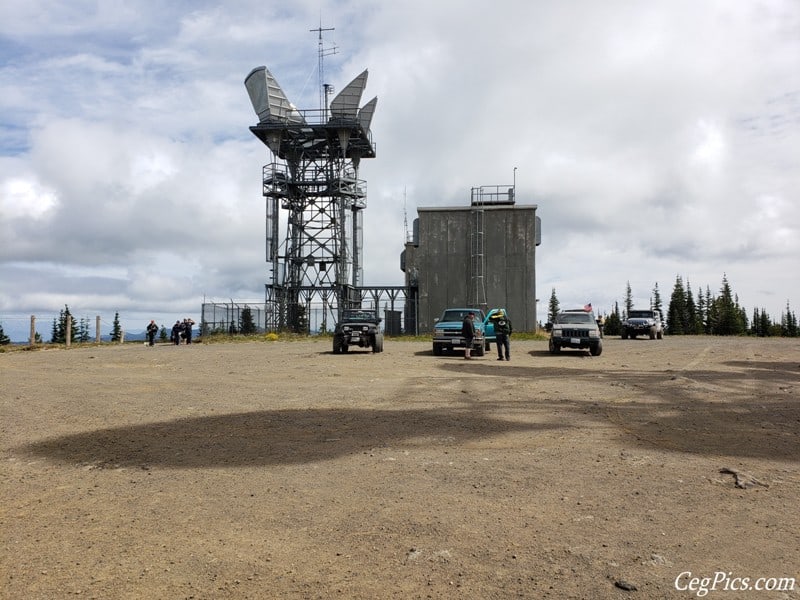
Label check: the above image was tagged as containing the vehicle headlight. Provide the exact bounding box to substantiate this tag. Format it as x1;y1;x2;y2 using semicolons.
552;327;562;336
362;326;369;332
589;330;600;338
434;327;445;334
343;326;351;332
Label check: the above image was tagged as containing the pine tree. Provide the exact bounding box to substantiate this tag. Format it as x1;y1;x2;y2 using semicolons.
712;275;740;335
159;326;168;341
697;288;707;335
651;283;663;316
111;312;122;342
240;306;257;335
759;308;771;337
685;281;697;334
0;322;10;345
603;302;622;336
704;285;715;334
624;281;633;318
547;288;560;324
78;317;90;342
666;275;687;335
51;306;78;344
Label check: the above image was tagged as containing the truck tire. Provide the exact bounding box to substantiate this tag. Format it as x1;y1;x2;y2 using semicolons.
590;341;603;356
549;338;560;354
333;337;342;354
373;333;384;353
474;343;485;357
433;343;443;356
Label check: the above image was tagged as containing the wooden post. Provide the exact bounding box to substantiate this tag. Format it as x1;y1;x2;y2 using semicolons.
65;317;71;348
29;315;36;346
95;315;101;343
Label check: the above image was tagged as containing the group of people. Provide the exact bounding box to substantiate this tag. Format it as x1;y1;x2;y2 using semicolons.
171;318;196;345
461;310;513;360
144;318;196;346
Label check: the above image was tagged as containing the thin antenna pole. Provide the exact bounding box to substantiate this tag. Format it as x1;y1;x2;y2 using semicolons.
403;187;408;242
310;22;336;115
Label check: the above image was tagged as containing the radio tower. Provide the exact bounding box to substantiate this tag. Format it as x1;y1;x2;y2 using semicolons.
244;33;377;332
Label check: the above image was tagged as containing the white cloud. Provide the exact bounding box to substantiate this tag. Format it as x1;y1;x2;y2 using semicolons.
1;0;799;341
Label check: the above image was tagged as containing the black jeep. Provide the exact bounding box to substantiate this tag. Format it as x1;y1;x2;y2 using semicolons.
333;309;384;354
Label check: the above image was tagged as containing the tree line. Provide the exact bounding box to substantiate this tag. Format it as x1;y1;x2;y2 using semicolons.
548;274;798;337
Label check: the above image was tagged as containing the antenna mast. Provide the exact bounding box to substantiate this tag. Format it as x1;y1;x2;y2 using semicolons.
310;22;337;116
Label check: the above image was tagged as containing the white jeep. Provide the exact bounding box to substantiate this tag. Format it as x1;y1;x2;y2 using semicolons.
622;309;664;340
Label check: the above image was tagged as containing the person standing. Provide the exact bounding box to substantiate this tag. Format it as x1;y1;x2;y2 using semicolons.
462;312;476;359
490;310;512;361
183;318;195;344
146;320;159;347
171;320;183;345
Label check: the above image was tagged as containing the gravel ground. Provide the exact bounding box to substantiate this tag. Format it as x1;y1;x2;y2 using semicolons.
2;335;799;599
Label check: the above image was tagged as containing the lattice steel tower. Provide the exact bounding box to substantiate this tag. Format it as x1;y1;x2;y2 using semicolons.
245;66;377;332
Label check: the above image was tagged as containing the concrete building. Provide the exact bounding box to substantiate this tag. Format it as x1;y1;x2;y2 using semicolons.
402;191;541;333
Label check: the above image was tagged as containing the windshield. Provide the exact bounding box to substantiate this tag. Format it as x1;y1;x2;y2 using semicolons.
555;312;594;324
628;310;655;319
440;309;484;322
342;310;377;322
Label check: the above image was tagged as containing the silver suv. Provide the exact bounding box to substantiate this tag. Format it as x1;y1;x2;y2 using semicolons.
622;309;664;340
549;309;603;356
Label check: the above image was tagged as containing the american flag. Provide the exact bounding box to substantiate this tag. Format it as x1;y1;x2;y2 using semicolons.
583;303;592;312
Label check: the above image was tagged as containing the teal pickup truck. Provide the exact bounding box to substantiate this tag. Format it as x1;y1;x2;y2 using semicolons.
432;308;509;356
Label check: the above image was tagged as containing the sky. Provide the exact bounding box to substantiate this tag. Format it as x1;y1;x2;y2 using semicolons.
1;0;799;341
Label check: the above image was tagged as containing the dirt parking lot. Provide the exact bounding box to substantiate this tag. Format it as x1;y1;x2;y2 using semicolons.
2;335;799;599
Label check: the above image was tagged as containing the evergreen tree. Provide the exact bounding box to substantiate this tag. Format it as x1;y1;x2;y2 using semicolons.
697;288;707;335
111;311;122;342
78;317;90;342
624;281;633;318
0;322;10;345
240;306;257;335
759;308;771;337
603;302;622;336
704;285;715;334
712;275;741;335
295;304;308;334
781;301;798;337
651;283;663;316
666;275;687;335
685;281;697;334
547;288;560;324
51;306;78;344
160;326;168;341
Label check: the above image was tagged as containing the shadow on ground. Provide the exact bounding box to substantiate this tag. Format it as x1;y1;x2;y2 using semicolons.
19;408;563;469
440;360;800;462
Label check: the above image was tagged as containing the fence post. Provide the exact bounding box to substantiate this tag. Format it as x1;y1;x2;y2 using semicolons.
29;315;36;346
66;317;72;348
95;315;101;343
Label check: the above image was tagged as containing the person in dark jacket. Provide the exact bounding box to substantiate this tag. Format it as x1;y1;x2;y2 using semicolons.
183;318;195;344
490;310;512;361
171;320;183;345
146;320;159;347
462;312;476;359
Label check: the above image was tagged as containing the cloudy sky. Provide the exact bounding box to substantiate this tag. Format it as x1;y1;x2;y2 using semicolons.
1;0;798;340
